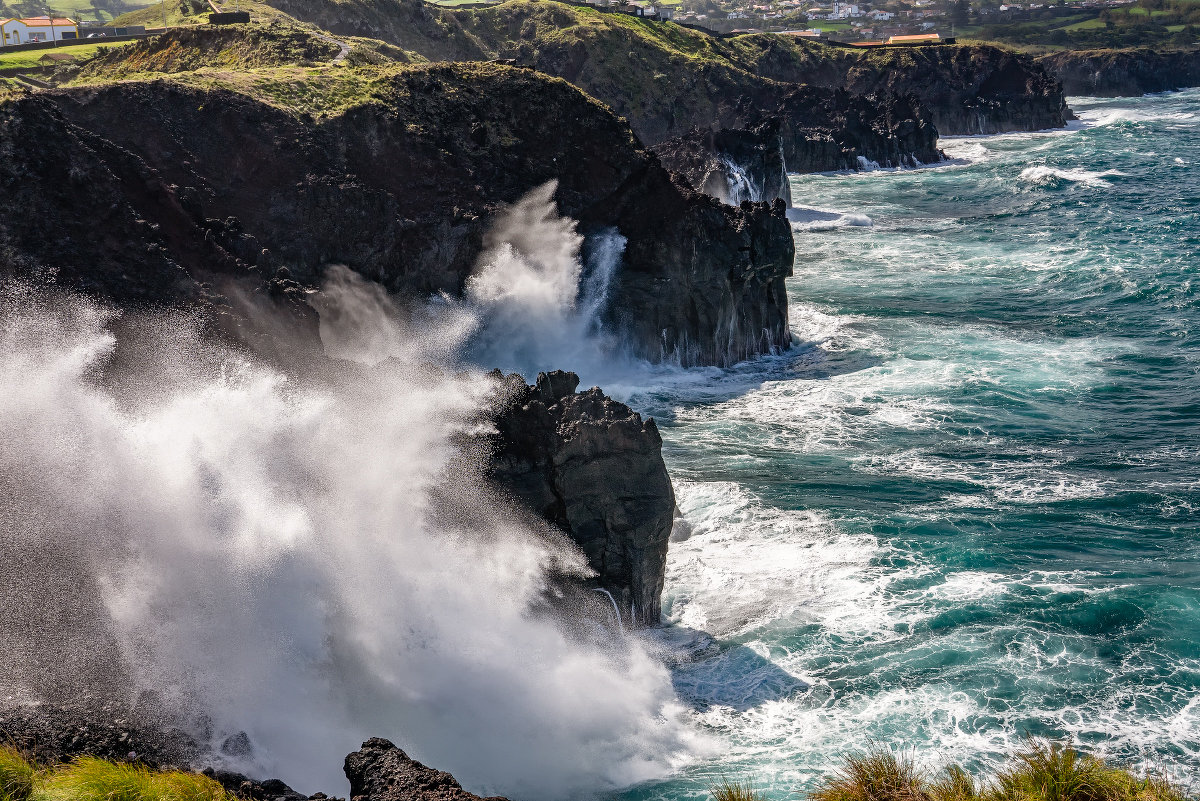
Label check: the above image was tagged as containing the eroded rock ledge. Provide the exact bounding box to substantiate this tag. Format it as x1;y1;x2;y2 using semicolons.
487;370;674;627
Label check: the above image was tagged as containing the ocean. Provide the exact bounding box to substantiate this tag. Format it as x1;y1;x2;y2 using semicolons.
617;88;1200;798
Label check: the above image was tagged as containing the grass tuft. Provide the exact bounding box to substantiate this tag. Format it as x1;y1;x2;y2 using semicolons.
811;742;1189;801
32;758;228;801
0;747;37;801
812;745;930;801
712;779;768;801
931;765;978;801
991;742;1187;801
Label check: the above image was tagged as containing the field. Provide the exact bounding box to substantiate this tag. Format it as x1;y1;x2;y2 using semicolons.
44;0;157;24
0;40;122;69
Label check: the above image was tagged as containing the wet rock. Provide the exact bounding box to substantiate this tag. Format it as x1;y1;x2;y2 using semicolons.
488;370;674;626
344;738;510;801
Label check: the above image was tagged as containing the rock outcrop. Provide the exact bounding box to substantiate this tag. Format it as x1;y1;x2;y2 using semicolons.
0;63;793;367
345;738;509;801
653;121;793;207
488;371;673;626
1037;47;1200;97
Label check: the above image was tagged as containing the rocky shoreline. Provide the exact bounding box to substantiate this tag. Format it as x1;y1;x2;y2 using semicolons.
0;704;497;801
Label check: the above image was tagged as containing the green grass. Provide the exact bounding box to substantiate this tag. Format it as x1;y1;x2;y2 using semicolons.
43;0;156;23
33;758;228;801
0;747;229;801
0;747;36;801
1061;16;1106;30
0;41;121;69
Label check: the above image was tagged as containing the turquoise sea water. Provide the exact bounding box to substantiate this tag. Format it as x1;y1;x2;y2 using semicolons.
621;89;1200;797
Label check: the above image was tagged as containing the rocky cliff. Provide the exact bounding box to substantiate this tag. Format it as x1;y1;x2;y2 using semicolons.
1037;47;1200;97
260;0;1067;144
652;87;942;201
488;370;673;627
739;37;1072;134
0;62;793;366
653;121;793;207
346;739;508;801
256;0;942;172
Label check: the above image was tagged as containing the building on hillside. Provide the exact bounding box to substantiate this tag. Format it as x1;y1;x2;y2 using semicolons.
1;16;78;45
886;32;940;42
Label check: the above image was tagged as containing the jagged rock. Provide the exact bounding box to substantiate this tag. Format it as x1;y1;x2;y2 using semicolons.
0;63;792;367
654;120;793;206
744;38;1073;135
1037;47;1200;97
487;370;674;626
772;86;943;170
344;738;509;801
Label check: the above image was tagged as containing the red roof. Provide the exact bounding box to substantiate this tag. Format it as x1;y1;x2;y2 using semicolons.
15;16;77;25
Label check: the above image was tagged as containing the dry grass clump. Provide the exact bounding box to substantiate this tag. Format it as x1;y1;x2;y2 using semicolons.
0;747;228;801
712;779;770;801
791;742;1190;801
989;742;1186;801
811;745;930;801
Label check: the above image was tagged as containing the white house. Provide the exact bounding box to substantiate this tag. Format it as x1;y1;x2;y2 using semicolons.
869;9;894;19
1;16;78;45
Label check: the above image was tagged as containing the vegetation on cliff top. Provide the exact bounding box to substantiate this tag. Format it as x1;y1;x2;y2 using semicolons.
709;743;1191;801
77;23;343;77
0;748;229;801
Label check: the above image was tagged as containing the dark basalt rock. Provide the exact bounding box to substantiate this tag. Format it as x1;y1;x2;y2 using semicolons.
1037;48;1200;97
0;702;200;770
746;39;1073;135
772;86;943;171
0;63;792;367
653;120;793;206
487;370;674;627
345;738;509;801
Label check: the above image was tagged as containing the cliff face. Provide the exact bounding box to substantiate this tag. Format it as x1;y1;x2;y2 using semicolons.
652;87;942;198
0;62;793;367
1037;48;1200;97
742;38;1072;134
252;0;942;172
653;121;793;206
488;371;673;626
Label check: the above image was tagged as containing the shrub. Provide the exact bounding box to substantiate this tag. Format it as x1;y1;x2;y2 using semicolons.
32;758;228;801
812;745;930;801
0;747;36;801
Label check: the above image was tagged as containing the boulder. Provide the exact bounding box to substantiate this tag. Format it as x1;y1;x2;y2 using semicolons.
487;371;674;626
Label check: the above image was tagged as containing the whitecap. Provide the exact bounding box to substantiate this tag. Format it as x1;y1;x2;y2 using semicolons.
1018;164;1125;189
787;205;874;230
